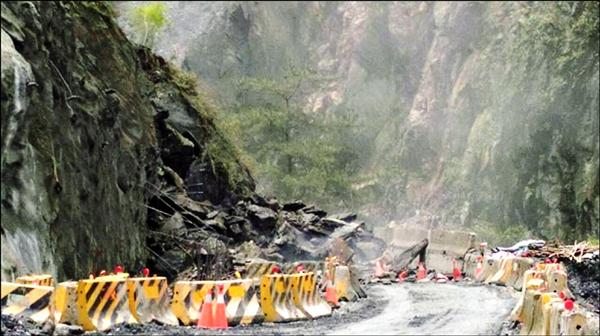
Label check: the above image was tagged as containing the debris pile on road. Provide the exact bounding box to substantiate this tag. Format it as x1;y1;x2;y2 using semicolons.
146;175;380;281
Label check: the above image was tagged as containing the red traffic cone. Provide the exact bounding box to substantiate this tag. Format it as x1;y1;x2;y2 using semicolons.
142;267;150;277
324;270;339;306
114;265;124;274
397;270;409;283
271;265;281;274
196;289;214;329
475;258;483;279
89;273;95;279
452;259;461;281
212;285;228;329
416;262;427;281
374;259;385;278
99;270;107;276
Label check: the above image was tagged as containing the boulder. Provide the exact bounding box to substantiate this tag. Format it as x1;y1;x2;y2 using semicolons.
247;204;278;230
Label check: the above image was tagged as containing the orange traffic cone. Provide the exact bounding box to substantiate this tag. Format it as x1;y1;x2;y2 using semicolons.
416;262;427;281
452;259;461;281
474;257;483;279
196;289;214;329
397;270;408;283
374;259;385;277
212;285;228;329
324;270;339;306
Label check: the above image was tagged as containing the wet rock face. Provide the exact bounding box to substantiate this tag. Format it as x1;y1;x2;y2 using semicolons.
0;2;254;280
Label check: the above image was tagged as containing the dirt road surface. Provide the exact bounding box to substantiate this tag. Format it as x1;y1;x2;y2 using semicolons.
330;283;517;335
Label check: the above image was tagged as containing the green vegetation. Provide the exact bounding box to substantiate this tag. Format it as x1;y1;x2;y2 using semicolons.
128;2;168;47
221;64;361;209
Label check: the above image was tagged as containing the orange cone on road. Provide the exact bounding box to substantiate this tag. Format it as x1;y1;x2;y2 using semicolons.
212;285;228;329
452;259;461;281
196;289;214;329
374;259;385;277
475;257;483;279
397;270;409;283
324;270;339;306
416;262;427;281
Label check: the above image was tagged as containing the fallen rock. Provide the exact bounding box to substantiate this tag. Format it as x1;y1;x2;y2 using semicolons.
282;200;306;212
247;204;278;230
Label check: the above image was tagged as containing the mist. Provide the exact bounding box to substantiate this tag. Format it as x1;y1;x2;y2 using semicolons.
116;1;599;246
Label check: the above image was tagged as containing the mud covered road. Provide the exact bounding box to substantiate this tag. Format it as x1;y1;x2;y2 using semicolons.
330;283;517;335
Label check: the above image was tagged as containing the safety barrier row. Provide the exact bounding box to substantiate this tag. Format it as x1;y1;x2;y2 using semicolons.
244;260;366;303
2;275;176;331
2;261;364;331
462;254;598;336
510;264;597;336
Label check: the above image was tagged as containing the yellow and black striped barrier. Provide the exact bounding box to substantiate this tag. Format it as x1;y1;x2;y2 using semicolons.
171;279;264;326
260;274;307;322
293;272;331;318
127;276;178;325
54;281;79;325
76;275;136;331
245;262;278;280
16;274;54;287
1;282;54;323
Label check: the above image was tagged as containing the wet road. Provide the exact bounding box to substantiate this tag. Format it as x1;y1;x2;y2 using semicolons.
329;283;516;335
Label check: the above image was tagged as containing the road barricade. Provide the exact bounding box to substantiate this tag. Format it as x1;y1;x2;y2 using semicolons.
485;257;514;285
127;276;177;325
16;274;54;287
333;265;359;301
293;272;331;318
477;258;500;282
260;273;307;322
54;281;78;325
245;262;278;280
172;279;264;326
506;257;533;290
1;282;54;323
76;275;135;331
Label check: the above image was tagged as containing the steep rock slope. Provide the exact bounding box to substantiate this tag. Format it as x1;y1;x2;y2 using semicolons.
1;1;253;280
124;1;599;243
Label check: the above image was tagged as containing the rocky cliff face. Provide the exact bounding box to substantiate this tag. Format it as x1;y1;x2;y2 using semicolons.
1;1;254;280
123;1;599;243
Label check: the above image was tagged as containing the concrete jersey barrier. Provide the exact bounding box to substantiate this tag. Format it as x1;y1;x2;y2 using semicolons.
1;282;54;323
127;276;178;325
260;274;307;322
76;275;135;331
54;281;78;325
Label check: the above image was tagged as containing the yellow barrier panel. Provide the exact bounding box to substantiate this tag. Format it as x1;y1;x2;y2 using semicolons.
127;277;177;325
507;258;534;291
245;262;277;280
16;274;54;287
546;270;570;296
486;257;514;285
54;281;79;325
478;258;500;282
260;274;307;322
561;310;588;336
293;273;331;319
334;265;359;301
171;279;264;326
76;275;135;331
1;282;54;323
171;280;214;325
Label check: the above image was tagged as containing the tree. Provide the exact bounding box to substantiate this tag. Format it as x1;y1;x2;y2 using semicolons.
129;2;169;47
221;63;361;209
